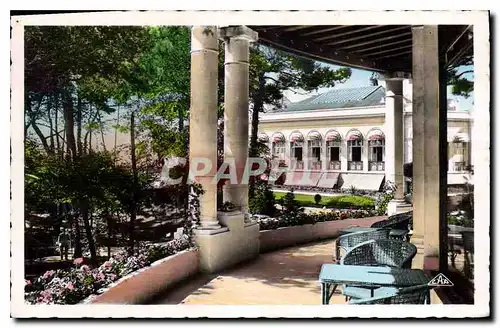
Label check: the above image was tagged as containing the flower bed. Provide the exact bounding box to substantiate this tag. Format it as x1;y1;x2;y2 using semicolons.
253;209;378;231
24;237;192;305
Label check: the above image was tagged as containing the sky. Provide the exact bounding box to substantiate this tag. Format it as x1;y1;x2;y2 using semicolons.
283;64;474;112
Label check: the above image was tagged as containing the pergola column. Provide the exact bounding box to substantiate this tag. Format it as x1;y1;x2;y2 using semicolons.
410;25;447;271
220;26;258;221
189;26;223;231
385;78;411;215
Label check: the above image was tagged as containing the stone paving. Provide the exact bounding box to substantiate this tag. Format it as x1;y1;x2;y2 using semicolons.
152;238;347;305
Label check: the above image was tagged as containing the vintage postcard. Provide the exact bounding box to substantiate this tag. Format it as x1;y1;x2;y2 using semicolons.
10;10;490;318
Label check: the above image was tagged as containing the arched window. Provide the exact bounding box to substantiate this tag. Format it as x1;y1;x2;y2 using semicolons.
271;133;286;162
307;131;322;170
347;130;363;171
448;132;469;172
290;132;304;169
367;130;385;171
326;130;342;170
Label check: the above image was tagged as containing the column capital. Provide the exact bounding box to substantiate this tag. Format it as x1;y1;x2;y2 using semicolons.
219;25;258;42
381;71;411;81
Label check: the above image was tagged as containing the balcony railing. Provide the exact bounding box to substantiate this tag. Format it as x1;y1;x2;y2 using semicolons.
369;161;385;171
453;162;467;172
329;161;341;170
309;160;322;170
291;160;304;170
348;161;363;171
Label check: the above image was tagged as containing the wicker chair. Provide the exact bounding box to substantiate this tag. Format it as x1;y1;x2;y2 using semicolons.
370;210;413;230
341;239;418;300
348;284;431;304
341;239;417;268
335;229;390;263
461;231;474;279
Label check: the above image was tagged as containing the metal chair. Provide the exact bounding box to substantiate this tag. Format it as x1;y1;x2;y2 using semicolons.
370;210;413;231
335;229;390;263
348;284;431;304
461;231;474;279
341;239;418;300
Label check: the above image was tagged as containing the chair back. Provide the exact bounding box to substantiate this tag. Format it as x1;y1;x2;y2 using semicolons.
461;231;474;254
336;228;390;263
341;239;417;268
371;211;413;230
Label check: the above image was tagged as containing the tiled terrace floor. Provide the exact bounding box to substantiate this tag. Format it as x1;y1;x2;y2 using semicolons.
151;239;346;305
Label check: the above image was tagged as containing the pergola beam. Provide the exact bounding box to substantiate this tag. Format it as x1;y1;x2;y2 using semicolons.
326;26;410;46
256;28;385;72
364;45;413;58
281;25;315;32
313;25;384;42
351;38;412;54
301;25;350;36
339;31;412;50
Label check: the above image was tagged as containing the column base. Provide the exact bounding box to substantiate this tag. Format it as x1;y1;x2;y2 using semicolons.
387;199;413;216
195;211;260;273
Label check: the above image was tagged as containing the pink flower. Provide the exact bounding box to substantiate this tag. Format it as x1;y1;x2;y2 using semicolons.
25;279;31;286
67;283;74;290
80;265;90;272
110;274;117;281
103;261;112;268
43;270;55;280
73;258;84;265
98;272;105;280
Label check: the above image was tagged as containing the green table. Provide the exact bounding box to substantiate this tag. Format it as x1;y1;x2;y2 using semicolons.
318;264;430;304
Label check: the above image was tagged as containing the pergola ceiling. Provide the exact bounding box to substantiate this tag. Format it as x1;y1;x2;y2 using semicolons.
250;25;473;73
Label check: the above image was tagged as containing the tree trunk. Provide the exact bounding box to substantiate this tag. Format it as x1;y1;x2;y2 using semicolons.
248;73;266;198
177;104;184;132
55;95;61;156
73;215;83;258
106;214;112;258
62;90;77;160
81;201;98;266
48;95;55;154
76;94;83;157
129;111;138;252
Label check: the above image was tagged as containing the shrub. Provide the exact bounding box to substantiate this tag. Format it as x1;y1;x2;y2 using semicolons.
374;181;396;215
325;195;375;210
254;208;377;231
249;182;277;217
314;194;322;205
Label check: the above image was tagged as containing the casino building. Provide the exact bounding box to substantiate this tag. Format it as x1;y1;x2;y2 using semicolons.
258;80;473;192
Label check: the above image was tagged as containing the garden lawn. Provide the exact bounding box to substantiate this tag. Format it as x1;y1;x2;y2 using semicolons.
273;192;375;210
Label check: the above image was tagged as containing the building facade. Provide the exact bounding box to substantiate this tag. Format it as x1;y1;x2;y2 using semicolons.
258;80;473;191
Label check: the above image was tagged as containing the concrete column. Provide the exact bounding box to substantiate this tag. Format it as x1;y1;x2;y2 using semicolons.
410;25;445;271
303;140;309;170
362;139;369;172
340;140;348;172
189;26;222;231
385;78;411;215
322;138;328;170
220;26;257;220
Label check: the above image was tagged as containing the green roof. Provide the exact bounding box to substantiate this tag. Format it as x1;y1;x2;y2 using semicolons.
280;86;386;112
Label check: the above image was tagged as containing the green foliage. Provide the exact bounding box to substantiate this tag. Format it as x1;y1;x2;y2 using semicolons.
277;191;305;225
447;65;474;99
249;182;277;217
314;194;322;205
220;201;236;212
325;195;375;210
273;192;375;210
447;216;474;228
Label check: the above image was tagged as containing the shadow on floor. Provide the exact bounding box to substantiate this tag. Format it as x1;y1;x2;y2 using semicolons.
144;274;218;304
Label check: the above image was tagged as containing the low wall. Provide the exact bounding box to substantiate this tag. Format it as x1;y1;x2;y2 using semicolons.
259;216;385;253
87;249;200;304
